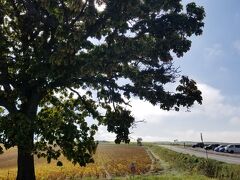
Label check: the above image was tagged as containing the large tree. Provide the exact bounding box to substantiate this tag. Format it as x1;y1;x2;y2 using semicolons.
0;0;204;179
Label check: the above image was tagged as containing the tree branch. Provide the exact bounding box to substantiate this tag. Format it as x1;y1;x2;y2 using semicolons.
70;0;88;26
68;87;100;118
0;92;17;113
60;0;69;27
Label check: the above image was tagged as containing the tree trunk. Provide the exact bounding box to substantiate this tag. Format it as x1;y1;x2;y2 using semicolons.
16;147;36;180
15;91;40;180
16;114;36;180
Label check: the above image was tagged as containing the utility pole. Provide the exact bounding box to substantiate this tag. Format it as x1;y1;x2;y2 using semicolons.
201;133;208;159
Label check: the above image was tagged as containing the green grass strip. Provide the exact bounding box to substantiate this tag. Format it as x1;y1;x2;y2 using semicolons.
148;144;240;180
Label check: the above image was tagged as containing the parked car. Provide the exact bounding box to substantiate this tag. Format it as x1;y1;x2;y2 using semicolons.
204;144;220;150
219;146;226;152
225;145;240;153
192;142;204;148
214;145;225;152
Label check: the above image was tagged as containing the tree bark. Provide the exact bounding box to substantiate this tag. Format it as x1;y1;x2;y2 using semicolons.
16;147;36;180
16;91;40;180
16;101;38;179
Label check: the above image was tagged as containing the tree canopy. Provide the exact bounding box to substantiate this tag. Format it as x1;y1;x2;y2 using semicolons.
0;0;204;179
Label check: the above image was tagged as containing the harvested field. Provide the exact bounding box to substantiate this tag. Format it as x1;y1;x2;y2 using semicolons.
0;144;152;179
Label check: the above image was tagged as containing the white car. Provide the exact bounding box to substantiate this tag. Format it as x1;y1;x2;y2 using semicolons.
225;144;240;153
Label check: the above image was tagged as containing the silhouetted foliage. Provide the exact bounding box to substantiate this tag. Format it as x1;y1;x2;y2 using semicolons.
0;0;204;179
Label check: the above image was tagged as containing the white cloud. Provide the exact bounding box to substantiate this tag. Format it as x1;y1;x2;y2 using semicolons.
169;130;240;143
233;40;240;54
199;83;224;104
130;83;228;121
230;116;240;125
130;135;170;142
94;83;240;143
130;130;240;143
130;99;175;123
95;126;116;141
204;43;223;59
95;1;106;12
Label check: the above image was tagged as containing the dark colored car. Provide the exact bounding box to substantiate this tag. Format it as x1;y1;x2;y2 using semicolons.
219;146;226;152
192;142;204;148
214;145;225;152
204;144;220;150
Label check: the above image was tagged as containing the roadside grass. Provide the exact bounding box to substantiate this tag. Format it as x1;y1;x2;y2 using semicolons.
147;143;240;180
115;174;215;180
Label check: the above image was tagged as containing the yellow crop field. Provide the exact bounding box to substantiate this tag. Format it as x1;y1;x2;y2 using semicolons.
0;144;152;179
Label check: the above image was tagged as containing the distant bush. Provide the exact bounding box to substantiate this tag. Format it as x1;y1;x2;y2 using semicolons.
149;145;240;180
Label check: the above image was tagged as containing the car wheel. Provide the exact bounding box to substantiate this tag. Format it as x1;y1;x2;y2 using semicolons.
230;150;234;153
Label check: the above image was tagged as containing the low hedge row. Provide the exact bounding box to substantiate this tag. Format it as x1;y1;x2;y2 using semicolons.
149;145;240;180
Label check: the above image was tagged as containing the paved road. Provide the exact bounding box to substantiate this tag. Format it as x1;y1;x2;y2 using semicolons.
160;145;240;165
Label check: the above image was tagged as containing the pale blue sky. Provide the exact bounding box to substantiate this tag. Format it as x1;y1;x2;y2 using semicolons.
96;0;240;143
180;0;240;97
